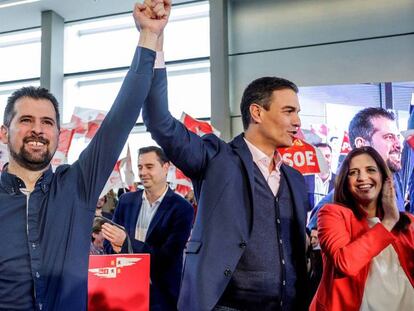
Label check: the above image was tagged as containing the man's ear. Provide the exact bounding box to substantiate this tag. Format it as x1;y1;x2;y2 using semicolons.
163;161;170;174
0;125;8;144
249;104;262;124
354;137;367;148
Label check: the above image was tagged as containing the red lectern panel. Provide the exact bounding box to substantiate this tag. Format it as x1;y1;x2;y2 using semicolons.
88;254;150;311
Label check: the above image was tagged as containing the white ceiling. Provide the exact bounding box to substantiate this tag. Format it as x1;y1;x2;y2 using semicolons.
0;0;194;34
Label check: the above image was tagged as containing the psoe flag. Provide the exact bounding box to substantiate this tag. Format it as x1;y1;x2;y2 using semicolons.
278;138;328;175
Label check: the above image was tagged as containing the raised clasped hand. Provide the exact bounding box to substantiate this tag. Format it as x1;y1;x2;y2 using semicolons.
133;0;171;37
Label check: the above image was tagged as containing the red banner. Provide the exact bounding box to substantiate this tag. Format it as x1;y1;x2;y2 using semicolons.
278;138;322;175
88;254;150;311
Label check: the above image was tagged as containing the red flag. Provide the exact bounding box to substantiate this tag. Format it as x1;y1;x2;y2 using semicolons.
100;160;124;197
340;131;352;155
278;138;328;175
180;112;221;137
70;107;107;140
175;184;192;197
119;144;136;191
57;127;75;154
51;125;75;169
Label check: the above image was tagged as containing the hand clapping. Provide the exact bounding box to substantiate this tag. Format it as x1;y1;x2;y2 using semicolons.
381;177;400;231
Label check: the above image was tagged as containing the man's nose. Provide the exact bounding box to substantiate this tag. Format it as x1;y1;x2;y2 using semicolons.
393;138;401;151
292;113;301;128
31;120;43;134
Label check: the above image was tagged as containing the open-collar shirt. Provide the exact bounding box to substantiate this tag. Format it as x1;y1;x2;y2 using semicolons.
244;138;282;196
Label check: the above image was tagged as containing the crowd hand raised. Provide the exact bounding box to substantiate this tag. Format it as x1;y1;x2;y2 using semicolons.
133;0;171;37
381;177;400;231
101;223;127;253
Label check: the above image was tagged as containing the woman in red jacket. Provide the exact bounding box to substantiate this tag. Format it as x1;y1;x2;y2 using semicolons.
310;146;414;311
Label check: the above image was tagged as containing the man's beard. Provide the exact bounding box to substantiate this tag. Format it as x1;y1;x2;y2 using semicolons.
8;136;54;171
386;158;401;173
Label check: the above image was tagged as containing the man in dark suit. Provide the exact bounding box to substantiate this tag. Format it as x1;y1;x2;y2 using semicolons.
141;5;309;308
304;143;336;211
102;146;194;311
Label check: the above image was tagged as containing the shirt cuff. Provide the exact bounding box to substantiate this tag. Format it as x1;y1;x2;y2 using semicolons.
154;51;166;69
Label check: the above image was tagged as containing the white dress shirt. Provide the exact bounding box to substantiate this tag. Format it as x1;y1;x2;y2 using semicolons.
313;172;332;206
135;185;169;242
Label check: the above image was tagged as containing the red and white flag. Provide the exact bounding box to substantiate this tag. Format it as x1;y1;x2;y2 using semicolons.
278;138;328;175
119;144;136;191
70;107;106;141
180;112;221;137
100;160;124;198
51;125;75;169
339;131;352;155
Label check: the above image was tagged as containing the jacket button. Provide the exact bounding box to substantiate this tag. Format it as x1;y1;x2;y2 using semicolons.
224;269;232;277
239;241;247;248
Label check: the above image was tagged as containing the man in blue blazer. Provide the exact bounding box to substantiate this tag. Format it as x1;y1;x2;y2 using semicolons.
304;143;336;211
141;10;309;308
103;146;194;311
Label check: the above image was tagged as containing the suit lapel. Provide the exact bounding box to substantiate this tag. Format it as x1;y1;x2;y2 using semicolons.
281;165;306;233
231;134;255;197
145;188;172;240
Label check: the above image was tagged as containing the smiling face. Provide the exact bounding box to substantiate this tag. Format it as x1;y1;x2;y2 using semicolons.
1;97;59;171
347;153;383;211
138;151;169;191
368;117;401;173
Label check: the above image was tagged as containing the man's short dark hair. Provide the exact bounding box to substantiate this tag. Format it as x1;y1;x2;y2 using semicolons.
138;146;169;165
4;86;61;130
348;107;395;149
240;76;298;130
314;142;332;152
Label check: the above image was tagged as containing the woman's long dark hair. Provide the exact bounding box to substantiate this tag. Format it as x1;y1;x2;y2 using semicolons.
334;146;411;232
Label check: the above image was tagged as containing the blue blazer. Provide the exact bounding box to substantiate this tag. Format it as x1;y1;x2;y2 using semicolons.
107;188;194;311
143;69;309;311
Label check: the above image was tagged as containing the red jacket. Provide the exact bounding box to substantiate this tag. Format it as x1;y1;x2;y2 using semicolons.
310;203;414;311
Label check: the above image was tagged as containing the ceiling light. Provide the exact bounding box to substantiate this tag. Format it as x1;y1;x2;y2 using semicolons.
0;0;41;9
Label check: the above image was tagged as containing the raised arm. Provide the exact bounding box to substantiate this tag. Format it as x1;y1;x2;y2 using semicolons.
142;1;221;179
70;2;168;207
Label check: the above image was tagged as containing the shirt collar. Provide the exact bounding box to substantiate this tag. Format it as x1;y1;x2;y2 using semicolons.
142;185;169;207
243;138;282;171
315;171;332;184
0;163;52;194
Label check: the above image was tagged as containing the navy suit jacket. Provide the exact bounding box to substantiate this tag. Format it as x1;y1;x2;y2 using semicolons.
106;188;194;311
143;69;309;311
304;173;336;212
